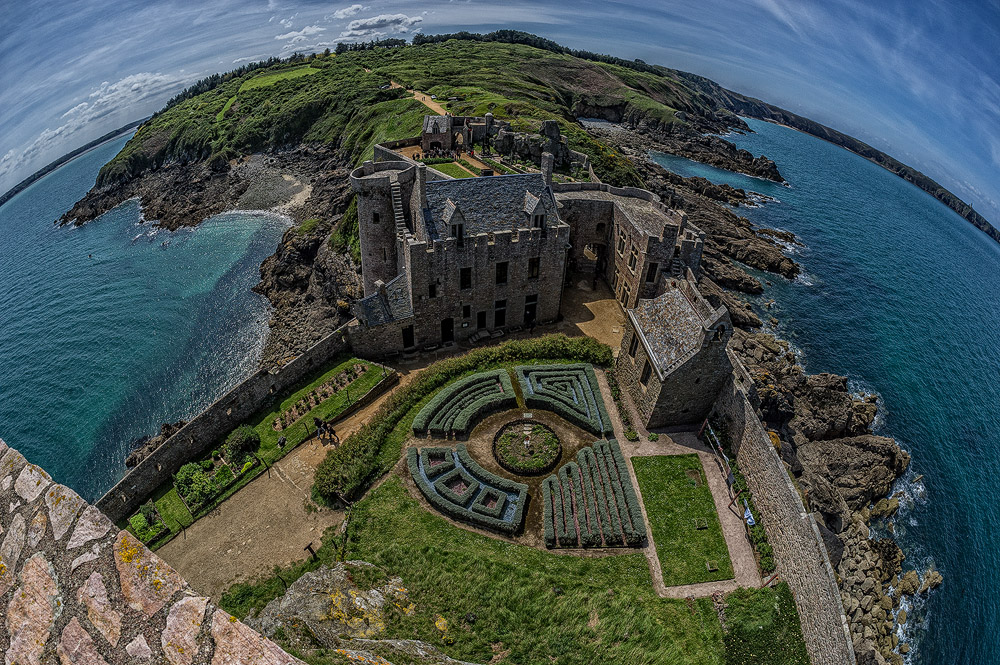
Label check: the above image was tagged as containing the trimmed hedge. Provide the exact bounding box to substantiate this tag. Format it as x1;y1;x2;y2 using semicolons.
420;447;455;479
408;444;528;535
413;369;516;438
542;439;646;548
516;364;613;437
315;334;611;503
471;487;508;519
433;467;480;507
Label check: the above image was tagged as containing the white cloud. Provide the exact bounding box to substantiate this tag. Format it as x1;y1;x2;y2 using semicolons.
329;4;366;20
275;25;325;41
0;72;188;184
340;13;423;38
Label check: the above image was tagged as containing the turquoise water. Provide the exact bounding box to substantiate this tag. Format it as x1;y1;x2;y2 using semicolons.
654;118;1000;664
0;135;288;501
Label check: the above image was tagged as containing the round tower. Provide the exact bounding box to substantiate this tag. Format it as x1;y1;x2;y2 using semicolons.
350;160;405;296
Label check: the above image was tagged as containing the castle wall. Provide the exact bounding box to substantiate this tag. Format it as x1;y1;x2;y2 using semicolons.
0;441;306;664
97;325;351;522
712;354;855;665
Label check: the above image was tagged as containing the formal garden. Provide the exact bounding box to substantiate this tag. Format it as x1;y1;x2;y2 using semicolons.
492;419;561;475
124;355;391;549
211;335;809;665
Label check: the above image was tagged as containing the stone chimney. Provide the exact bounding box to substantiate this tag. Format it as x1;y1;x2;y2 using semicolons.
375;279;387;300
541;152;554;186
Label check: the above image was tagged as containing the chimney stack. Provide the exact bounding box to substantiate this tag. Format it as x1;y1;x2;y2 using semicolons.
541;152;554;186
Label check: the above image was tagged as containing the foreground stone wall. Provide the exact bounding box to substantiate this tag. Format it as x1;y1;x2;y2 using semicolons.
97;324;351;523
0;440;303;664
713;353;855;665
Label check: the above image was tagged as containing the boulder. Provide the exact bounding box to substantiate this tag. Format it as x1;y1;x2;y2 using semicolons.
897;570;920;596
795;435;910;510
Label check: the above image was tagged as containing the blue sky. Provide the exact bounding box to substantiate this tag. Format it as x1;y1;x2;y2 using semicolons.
2;0;998;222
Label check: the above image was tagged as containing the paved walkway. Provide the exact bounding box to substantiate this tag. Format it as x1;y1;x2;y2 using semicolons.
595;370;761;598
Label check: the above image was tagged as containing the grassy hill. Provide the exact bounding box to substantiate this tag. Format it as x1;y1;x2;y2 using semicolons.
94;39;750;190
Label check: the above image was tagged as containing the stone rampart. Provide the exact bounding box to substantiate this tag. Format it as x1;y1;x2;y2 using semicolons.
712;354;855;665
0;440;304;664
97;324;351;523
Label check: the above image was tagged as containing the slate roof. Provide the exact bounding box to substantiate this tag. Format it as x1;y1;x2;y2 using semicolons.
425;174;557;236
423;115;450;134
357;272;413;326
630;288;705;376
554;189;672;237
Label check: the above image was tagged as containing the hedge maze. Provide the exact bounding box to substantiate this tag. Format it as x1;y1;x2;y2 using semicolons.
408;444;528;535
542;440;646;549
516;364;613;437
412;369;516;438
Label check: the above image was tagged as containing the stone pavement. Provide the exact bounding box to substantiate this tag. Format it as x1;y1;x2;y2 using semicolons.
0;438;305;664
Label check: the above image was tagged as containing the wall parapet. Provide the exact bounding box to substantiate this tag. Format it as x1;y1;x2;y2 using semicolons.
712;363;855;665
97;324;352;522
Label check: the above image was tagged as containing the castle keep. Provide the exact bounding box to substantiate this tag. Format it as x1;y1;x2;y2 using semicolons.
348;116;730;428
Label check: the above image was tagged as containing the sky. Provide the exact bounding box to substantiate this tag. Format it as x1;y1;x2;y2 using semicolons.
1;0;998;223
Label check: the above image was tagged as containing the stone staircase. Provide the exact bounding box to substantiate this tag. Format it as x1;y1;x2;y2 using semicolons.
389;176;406;232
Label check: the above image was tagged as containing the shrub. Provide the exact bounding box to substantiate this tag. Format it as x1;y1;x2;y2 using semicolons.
648;433;659;442
139;502;157;524
129;512;165;544
200;459;214;471
226;424;260;459
214;465;234;489
433;468;481;507
315;335;610;502
175;462;215;507
413;370;515;438
419;447;456;479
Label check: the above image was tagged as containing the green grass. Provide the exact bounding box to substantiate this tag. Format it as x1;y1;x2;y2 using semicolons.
136;356;390;549
239;65;321;92
723;584;809;665
216;95;237;122
426;162;474;178
632;455;734;585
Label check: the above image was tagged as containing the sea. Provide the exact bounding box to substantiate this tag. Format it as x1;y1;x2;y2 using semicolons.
652;117;1000;664
0;134;289;502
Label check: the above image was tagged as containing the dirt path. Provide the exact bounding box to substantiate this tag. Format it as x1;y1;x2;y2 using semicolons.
157;367;423;601
363;68;447;115
596;371;761;598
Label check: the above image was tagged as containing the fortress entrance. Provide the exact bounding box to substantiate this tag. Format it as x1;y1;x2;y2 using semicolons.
441;318;455;344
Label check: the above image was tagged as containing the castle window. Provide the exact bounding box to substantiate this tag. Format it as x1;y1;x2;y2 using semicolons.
528;257;540;279
428;283;437;298
533;213;545;228
452;223;464;246
645;262;658;283
640;360;652;386
628;247;639;271
617;231;626;256
596;222;606;236
463;304;471;318
620;282;631;308
460;267;472;290
373;212;380;225
494;299;507;328
628;334;639;358
496;261;508;285
382;248;387;261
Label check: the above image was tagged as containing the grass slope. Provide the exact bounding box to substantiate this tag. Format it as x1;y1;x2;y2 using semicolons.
95;39;728;188
632;454;735;585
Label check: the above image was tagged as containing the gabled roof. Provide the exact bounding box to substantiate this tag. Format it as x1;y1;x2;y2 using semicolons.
423;115;450;134
442;199;464;226
523;191;542;215
357;272;413;326
425;174;558;237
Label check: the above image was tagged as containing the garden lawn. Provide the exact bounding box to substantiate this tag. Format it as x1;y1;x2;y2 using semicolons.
632;454;735;585
723;584;809;665
428;162;474;178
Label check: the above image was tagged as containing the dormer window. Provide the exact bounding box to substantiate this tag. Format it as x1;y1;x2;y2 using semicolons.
532;213;545;228
451;223;464;246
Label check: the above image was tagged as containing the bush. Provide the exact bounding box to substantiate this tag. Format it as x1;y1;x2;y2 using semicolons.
139;502;157;524
175;462;215;507
129;512;165;544
413;370;515;437
214;465;234;489
648;433;659;442
226;424;260;460
315;335;611;502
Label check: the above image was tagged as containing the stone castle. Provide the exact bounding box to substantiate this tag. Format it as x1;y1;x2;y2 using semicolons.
347;116;732;428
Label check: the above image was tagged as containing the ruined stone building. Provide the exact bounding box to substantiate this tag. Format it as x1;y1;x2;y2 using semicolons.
348;116;733;428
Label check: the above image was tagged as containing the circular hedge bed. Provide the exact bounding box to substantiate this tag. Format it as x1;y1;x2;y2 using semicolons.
493;420;561;475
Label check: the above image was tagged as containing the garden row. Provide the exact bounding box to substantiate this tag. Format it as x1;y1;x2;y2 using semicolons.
516;364;613;437
313;334;612;504
408;444;528;535
125;356;388;547
272;362;368;431
542;439;646;548
411;369;515;438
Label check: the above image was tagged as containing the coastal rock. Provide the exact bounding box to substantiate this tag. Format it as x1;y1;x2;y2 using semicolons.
920;568;943;593
795;436;909;511
800;472;850;533
126;421;186;469
896;570;920;596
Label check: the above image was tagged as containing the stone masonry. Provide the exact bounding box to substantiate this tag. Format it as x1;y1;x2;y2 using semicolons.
712;354;855;665
0;439;305;665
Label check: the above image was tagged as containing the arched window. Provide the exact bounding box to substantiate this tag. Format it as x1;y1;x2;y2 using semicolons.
596;222;606;235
